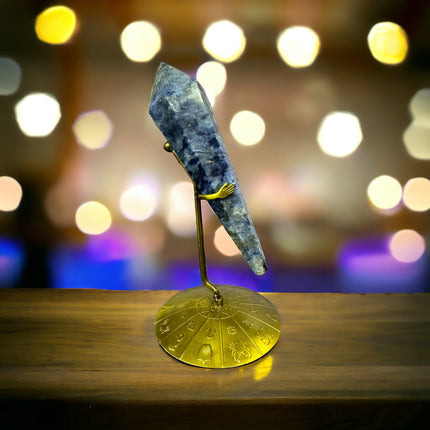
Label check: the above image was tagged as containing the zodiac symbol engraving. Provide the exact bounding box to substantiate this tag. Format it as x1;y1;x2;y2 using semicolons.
227;326;238;335
179;299;194;309
198;344;213;364
179;311;189;321
265;312;279;323
229;341;252;363
159;304;175;314
187;319;198;331
168;332;185;352
206;327;216;339
256;326;273;346
242;319;254;329
159;319;170;335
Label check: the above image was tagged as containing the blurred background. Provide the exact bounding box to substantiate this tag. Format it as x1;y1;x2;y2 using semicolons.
0;0;429;293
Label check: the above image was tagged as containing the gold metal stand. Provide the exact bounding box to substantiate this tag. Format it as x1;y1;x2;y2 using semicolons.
154;143;280;368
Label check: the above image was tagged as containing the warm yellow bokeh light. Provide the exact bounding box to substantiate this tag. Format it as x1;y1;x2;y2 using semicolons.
196;61;227;100
367;22;408;65
120;185;158;221
73;110;113;150
202;20;246;63
403;177;430;212
15;92;61;137
75;201;112;235
277;26;320;68
317;112;362;157
367;175;402;211
0;57;21;95
213;226;240;257
389;229;425;263
230;110;265;146
35;5;77;45
0;176;22;212
120;21;161;62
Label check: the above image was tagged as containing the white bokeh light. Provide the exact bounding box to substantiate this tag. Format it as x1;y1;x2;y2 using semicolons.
367;175;402;211
277;26;320;68
120;184;158;221
202;20;246;63
196;61;227;100
75;201;112;235
403;177;430;212
73;110;113;150
409;88;430;126
230;110;265;146
403;123;430;160
317;112;362;157
15;92;61;137
120;21;161;62
165;181;195;237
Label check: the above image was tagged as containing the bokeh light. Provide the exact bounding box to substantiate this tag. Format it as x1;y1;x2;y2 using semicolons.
120;21;161;62
202;20;246;63
0;57;21;95
75;201;112;235
35;5;77;45
120;184;158;221
15;92;61;137
166;206;196;237
213;226;240;257
276;26;320;68
0;176;22;212
166;181;196;237
317;112;362;157
389;230;425;263
367;22;408;65
230;110;265;146
0;238;23;287
404;88;430;160
72;110;113;150
409;88;430;126
367;175;402;211
403;123;430;160
403;177;430;212
196;61;227;101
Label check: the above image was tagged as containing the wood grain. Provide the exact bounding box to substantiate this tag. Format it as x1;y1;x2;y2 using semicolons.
0;289;429;429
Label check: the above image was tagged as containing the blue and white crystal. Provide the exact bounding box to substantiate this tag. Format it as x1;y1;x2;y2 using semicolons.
149;62;267;275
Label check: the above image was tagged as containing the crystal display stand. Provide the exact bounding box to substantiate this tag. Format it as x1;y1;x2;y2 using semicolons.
150;63;280;368
154;143;280;368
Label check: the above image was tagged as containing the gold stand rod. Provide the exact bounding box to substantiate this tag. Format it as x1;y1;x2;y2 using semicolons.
164;142;234;306
193;183;223;306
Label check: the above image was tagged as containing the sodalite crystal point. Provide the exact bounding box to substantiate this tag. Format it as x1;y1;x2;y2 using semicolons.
149;62;267;276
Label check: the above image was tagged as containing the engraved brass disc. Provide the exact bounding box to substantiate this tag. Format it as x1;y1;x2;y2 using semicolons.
154;285;280;368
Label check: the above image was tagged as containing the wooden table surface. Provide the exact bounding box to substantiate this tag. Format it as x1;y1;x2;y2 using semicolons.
0;288;429;429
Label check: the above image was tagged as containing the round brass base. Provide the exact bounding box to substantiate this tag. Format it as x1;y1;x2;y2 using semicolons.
154;285;281;368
